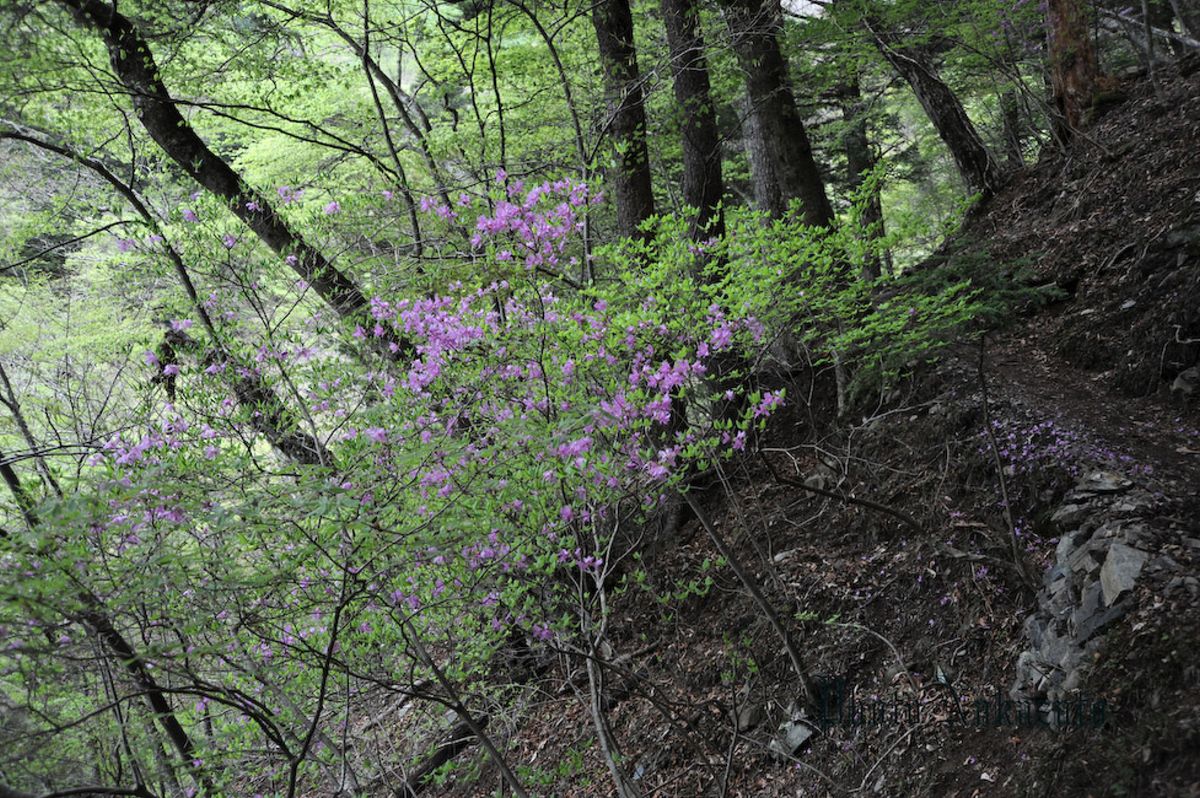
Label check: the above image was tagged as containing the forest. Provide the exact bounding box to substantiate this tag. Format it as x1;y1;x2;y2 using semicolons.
1;0;1199;795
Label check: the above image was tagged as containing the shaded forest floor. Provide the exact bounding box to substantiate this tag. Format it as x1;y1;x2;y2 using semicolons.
405;63;1200;798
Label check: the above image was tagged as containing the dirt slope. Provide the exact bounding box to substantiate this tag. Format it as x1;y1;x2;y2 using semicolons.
423;63;1200;798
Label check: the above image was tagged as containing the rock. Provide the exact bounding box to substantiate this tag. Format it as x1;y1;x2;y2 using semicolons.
1040;629;1070;667
1172;367;1199;397
768;719;814;760
1072;583;1102;633
803;473;828;491
1023;614;1046;650
1060;668;1083;693
1147;554;1182;574
736;703;765;732
1075;581;1131;641
1052;503;1091;528
1056;527;1093;563
1100;543;1148;605
1075;471;1132;496
1042;563;1066;590
1068;540;1105;574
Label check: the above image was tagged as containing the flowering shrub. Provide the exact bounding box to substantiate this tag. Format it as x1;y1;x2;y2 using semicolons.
0;169;1000;794
0;175;800;794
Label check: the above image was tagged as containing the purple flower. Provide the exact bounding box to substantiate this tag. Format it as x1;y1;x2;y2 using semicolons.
324;201;341;215
181;209;199;223
162;364;180;376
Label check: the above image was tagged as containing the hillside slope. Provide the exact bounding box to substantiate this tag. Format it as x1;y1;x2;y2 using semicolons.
409;63;1200;798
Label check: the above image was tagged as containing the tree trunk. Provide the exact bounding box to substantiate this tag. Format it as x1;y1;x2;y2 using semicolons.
592;0;656;240
721;0;834;226
867;23;1004;196
0;129;330;467
838;79;890;281
1000;89;1025;166
1045;0;1099;142
661;0;724;240
1173;0;1200;39
55;0;410;358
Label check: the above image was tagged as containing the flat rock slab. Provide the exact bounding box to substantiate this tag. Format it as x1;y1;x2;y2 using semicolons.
1100;543;1148;606
768;719;814;760
1075;471;1132;496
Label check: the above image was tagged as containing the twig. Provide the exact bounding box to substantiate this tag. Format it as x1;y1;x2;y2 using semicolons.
760;452;924;534
975;336;1035;592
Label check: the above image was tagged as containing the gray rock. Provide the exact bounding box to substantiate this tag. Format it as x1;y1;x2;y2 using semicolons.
1056;527;1093;563
1042;563;1067;590
1075;471;1132;496
1072;582;1102;634
1024;615;1046;650
1068;540;1105;574
803;473;828;491
1147;554;1182;574
768;719;814;760
737;704;765;732
1077;598;1131;642
1100;543;1148;605
1040;629;1070;666
1052;503;1091;527
1172;367;1199;397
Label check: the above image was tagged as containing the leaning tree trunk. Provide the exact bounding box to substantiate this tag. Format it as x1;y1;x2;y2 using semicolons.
592;0;656;240
1174;0;1200;38
721;0;834;226
1000;89;1025;166
661;0;725;240
838;79;890;281
56;0;409;357
867;24;1004;196
1045;0;1099;143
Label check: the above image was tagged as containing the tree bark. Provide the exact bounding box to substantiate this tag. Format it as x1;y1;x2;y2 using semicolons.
721;0;834;226
661;0;724;240
55;0;409;358
1174;0;1200;39
1000;89;1025;166
867;22;1004;196
838;79;889;281
0;449;213;797
1045;0;1099;142
592;0;656;240
0;129;330;467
